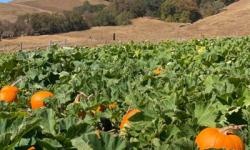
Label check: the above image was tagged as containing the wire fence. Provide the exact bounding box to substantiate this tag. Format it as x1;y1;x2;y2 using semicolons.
0;33;118;53
0;40;77;52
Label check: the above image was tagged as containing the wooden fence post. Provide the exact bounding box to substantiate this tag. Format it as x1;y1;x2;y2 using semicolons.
20;42;23;51
113;33;116;41
64;39;67;46
49;40;52;48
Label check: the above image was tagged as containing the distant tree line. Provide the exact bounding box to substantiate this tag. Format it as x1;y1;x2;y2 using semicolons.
0;11;89;38
0;0;237;39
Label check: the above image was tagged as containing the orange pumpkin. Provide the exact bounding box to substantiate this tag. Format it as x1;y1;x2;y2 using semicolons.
0;85;19;103
120;109;141;129
153;67;162;75
195;126;245;150
96;104;106;112
31;91;54;110
94;102;118;113
27;146;36;150
108;102;118;110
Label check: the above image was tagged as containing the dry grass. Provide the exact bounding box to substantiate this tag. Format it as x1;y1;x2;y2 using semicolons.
0;17;188;51
181;0;250;38
0;3;50;22
16;0;109;12
0;0;249;51
0;0;109;22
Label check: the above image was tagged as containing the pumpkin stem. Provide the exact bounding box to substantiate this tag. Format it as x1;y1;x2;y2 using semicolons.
74;94;82;103
219;124;247;135
11;78;23;86
74;92;93;103
87;94;94;101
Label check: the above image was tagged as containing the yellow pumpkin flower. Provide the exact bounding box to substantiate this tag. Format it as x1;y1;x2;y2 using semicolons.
196;46;206;54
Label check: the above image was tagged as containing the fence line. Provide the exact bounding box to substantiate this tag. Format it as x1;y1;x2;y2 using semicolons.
0;40;91;52
0;32;119;52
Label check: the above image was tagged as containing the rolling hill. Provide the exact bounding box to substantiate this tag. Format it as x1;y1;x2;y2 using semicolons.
0;0;109;22
0;0;249;52
0;3;50;22
181;0;250;38
12;0;109;11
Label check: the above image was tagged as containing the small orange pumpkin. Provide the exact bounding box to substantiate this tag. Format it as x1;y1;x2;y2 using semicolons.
95;102;118;113
31;91;54;110
195;125;245;150
0;85;19;103
96;104;106;112
120;109;141;129
27;146;36;150
108;102;118;110
153;67;162;75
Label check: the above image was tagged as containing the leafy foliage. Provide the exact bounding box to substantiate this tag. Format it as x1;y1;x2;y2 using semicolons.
160;0;201;23
0;36;250;149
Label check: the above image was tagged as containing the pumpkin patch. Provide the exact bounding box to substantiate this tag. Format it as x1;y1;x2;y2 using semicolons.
0;37;249;149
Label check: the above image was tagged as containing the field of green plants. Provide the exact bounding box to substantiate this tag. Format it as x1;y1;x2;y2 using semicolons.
0;36;250;149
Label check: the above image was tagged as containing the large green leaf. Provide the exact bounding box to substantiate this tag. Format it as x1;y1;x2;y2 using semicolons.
194;102;219;127
71;137;93;150
84;132;127;150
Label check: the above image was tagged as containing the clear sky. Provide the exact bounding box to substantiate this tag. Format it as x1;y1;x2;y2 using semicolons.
0;0;12;3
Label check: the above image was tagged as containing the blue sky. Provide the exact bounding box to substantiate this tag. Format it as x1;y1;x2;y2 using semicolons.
0;0;12;3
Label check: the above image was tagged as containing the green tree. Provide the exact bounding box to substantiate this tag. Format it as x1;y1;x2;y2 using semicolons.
160;0;201;23
92;9;116;26
144;0;165;17
115;11;133;25
73;1;105;14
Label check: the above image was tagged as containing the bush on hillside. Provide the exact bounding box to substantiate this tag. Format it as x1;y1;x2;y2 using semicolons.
160;0;202;23
91;9;116;26
197;0;237;17
14;12;89;35
73;1;105;14
0;21;22;38
115;11;133;25
144;0;165;17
